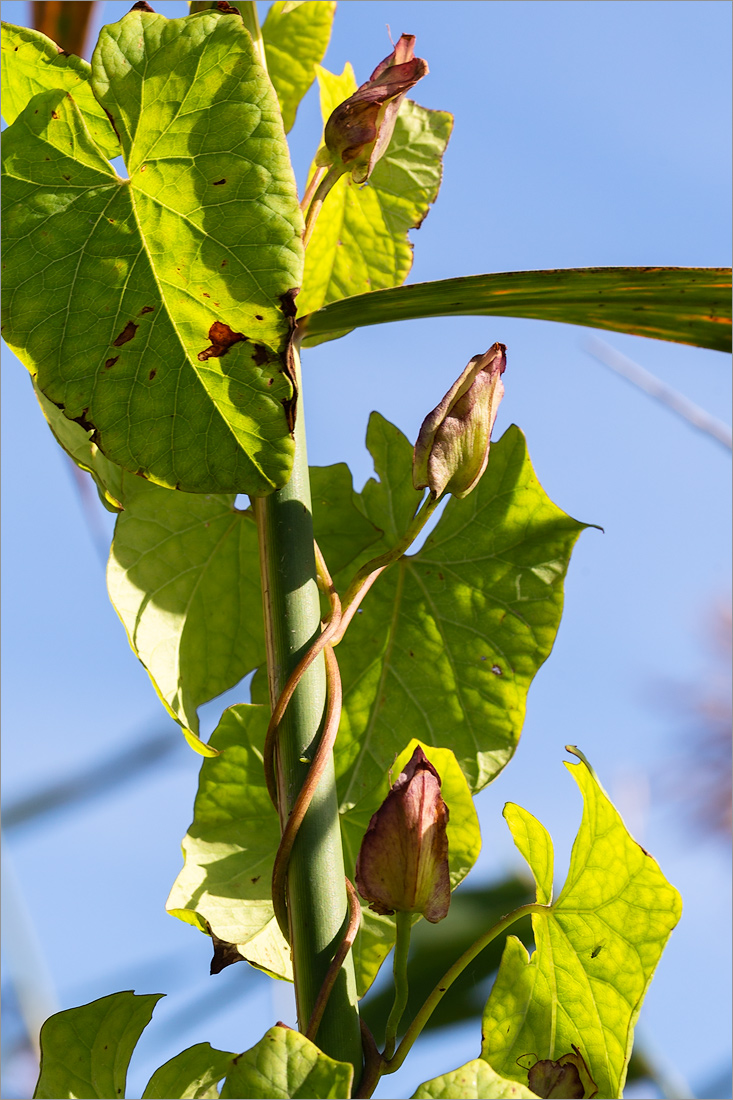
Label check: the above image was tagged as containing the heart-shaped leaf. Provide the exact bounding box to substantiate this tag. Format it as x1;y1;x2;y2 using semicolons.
2;8;304;495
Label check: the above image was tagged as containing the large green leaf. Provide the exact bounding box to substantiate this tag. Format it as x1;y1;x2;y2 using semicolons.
0;22;119;158
334;414;588;805
412;1062;538;1100
106;462;378;754
142;1042;238;1099
480;749;683;1100
33;991;163;1100
2;8;304;495
297;66;452;325
107;478;263;755
297;266;732;352
262;1;336;133
166;704;291;979
219;1025;353;1099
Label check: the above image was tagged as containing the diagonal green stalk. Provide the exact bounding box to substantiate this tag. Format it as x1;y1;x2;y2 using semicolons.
253;348;362;1077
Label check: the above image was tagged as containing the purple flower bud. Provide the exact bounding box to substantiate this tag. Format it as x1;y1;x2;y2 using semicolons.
355;746;450;923
413;343;507;500
321;34;429;184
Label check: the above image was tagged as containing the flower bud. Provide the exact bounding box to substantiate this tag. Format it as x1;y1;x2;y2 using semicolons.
412;343;506;500
355;746;450;923
319;35;428;185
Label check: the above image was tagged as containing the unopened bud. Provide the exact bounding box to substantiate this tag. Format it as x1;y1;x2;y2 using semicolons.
355;746;450;923
413;343;507;500
318;34;428;185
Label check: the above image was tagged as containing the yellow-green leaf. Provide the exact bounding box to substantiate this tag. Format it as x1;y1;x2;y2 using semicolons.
262;1;336;133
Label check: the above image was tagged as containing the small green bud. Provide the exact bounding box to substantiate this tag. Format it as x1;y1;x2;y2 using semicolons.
412;343;506;500
319;34;429;185
355;746;450;923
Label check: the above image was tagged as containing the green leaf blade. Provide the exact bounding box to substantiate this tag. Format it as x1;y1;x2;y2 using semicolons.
166;704;290;978
298;267;732;352
262;1;336;133
33;991;163;1100
219;1025;353;1099
142;1042;238;1099
481;751;682;1100
2;9;304;495
413;1059;539;1099
1;21;119;158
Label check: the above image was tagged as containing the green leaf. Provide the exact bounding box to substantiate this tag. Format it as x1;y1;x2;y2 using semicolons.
480;749;683;1100
298;267;732;352
335;414;588;803
33;377;124;511
106;461;377;753
107;478;263;754
412;1060;539;1100
166;704;291;978
33;990;163;1100
297;66;452;327
2;8;304;495
262;1;336;133
142;1042;238;1099
345;739;482;996
0;22;119;159
219;1025;353;1099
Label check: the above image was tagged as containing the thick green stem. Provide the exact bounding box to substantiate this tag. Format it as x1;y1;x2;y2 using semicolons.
383;911;412;1060
254;349;362;1076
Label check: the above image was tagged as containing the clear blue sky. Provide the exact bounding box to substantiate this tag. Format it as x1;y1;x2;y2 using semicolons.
2;2;731;1098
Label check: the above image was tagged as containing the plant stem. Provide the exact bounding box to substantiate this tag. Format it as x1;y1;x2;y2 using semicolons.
254;348;362;1076
303;164;345;247
384;902;547;1075
383;911;412;1060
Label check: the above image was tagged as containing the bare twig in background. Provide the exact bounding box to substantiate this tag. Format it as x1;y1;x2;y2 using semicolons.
585;336;732;451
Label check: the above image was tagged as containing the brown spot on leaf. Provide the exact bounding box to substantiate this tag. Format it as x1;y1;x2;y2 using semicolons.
139;306;154;315
139;164;146;172
51;110;59;119
212;178;226;185
267;377;274;386
198;321;245;361
255;315;263;321
438;572;444;581
203;292;211;298
113;320;138;347
250;875;260;884
491;665;502;676
279;288;299;319
252;344;271;367
62;174;70;180
103;107;121;143
221;260;228;267
148;369;157;380
104;356;119;370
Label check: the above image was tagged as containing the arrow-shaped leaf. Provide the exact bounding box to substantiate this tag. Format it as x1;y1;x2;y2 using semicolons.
2;8;304;495
142;1042;238;1100
297;267;731;352
480;749;682;1100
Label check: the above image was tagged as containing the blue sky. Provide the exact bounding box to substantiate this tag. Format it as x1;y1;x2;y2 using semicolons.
2;2;731;1098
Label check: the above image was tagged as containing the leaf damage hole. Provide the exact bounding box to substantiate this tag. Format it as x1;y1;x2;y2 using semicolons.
113;321;138;347
148;369;157;380
491;664;503;676
139;306;154;315
198;321;245;361
212;178;227;185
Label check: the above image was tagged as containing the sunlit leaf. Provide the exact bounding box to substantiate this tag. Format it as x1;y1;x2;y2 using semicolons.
142;1042;237;1100
165;704;290;976
107;478;262;755
412;1060;538;1099
480;749;682;1100
298;267;731;352
262;1;336;133
33;991;163;1100
106;462;377;753
2;8;303;495
219;1025;353;1099
1;22;118;157
297;66;452;327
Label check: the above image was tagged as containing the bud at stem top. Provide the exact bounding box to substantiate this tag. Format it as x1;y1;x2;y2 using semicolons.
413;343;507;500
